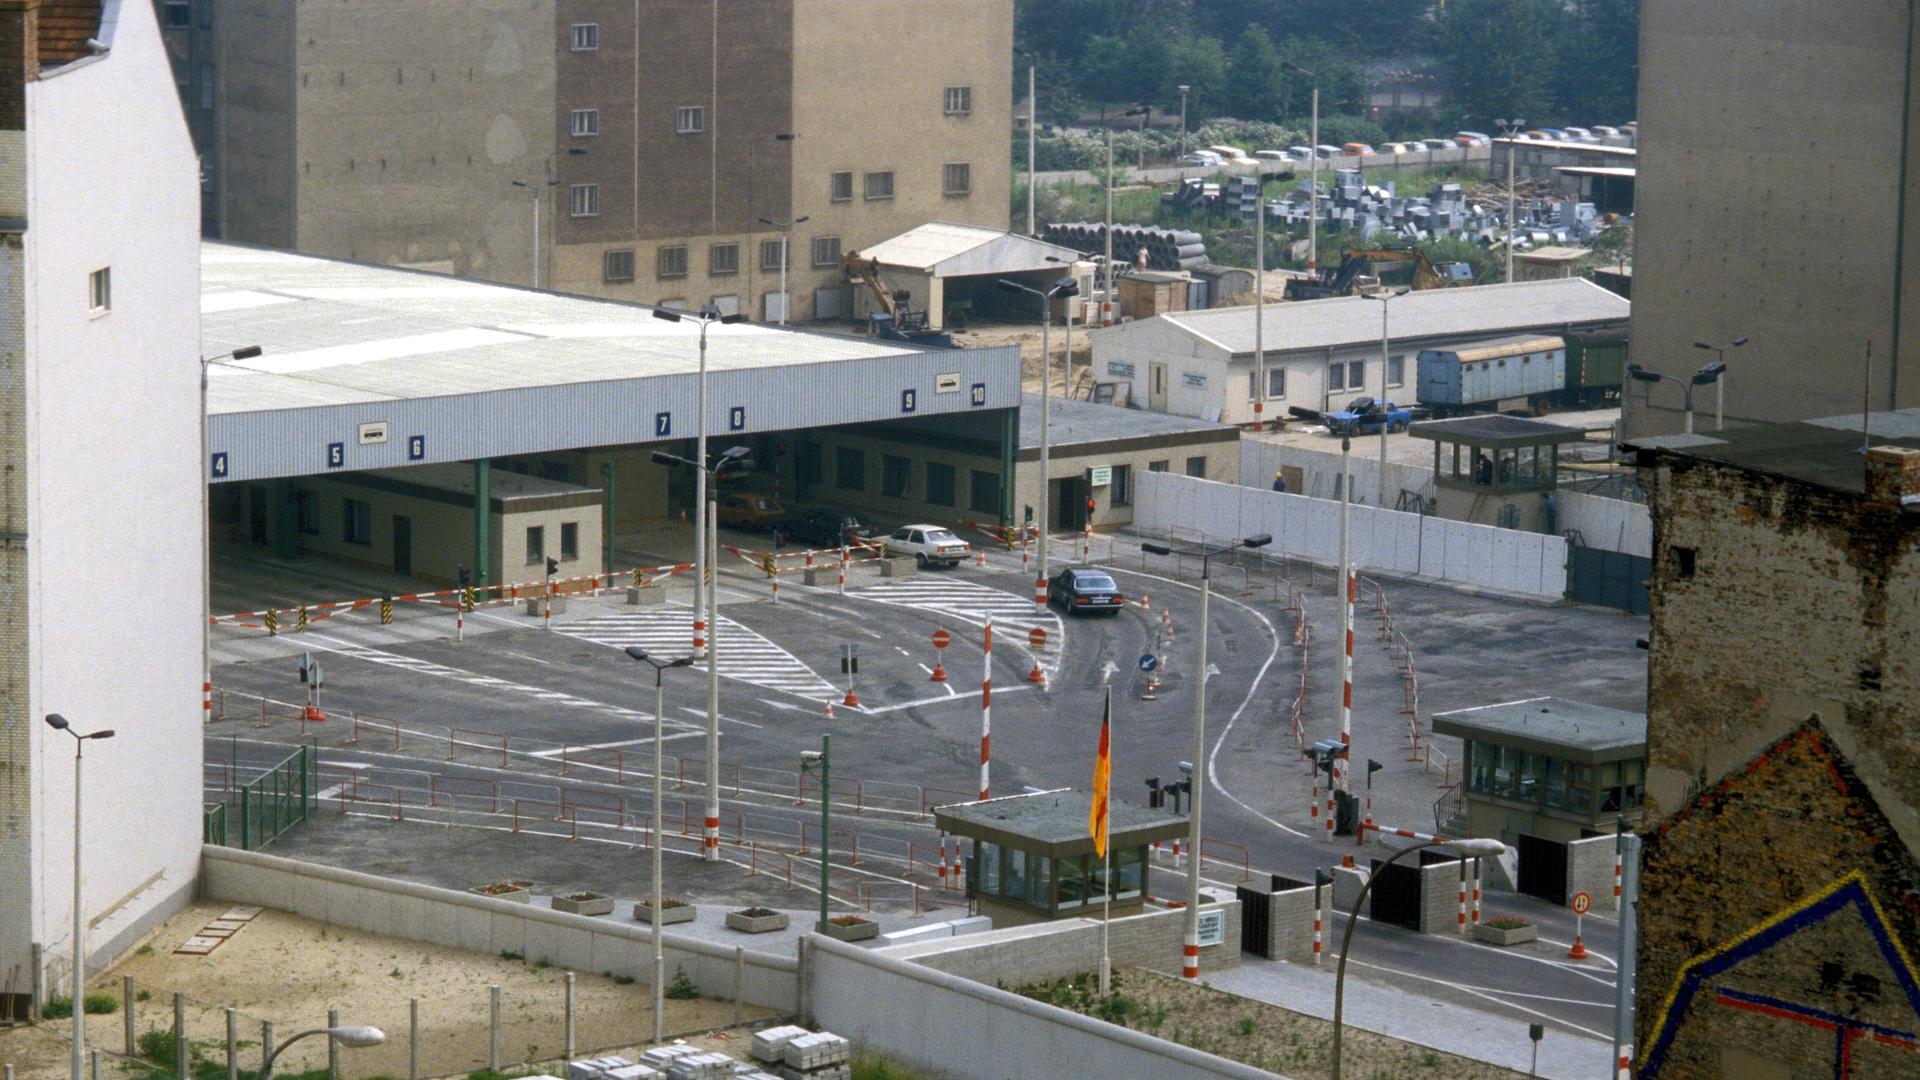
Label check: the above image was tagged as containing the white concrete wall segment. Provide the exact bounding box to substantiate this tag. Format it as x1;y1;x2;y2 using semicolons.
1565;833;1622;915
18;0;205;984
1556;490;1651;558
1134;472;1568;598
805;933;1274;1080
200;848;798;1010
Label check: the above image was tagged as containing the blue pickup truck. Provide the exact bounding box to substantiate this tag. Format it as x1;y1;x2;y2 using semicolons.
1323;397;1414;436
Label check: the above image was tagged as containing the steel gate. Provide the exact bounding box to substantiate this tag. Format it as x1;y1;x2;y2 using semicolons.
1516;833;1569;905
1568;545;1651;614
1369;859;1423;930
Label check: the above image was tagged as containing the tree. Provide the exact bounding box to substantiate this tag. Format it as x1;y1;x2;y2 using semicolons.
1439;0;1563;128
1225;26;1285;121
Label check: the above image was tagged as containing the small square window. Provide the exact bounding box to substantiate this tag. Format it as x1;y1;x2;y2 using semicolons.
1148;460;1169;473
942;162;971;196
1111;465;1132;506
88;268;110;314
864;171;894;200
1268;367;1287;398
1185;456;1207;479
811;236;841;268
568;184;599;217
561;522;579;559
658;245;688;279
830;171;853;202
760;239;790;273
709;243;739;276
164;1;191;28
944;86;972;115
1387;355;1404;387
675;106;704;134
526;526;545;563
969;469;1001;515
603;249;635;284
1668;545;1696;579
570;108;599;137
569;23;598;51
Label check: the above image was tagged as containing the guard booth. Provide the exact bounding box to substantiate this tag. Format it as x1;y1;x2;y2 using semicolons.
1369;849;1464;932
1433;696;1645;908
933;790;1188;929
1408;415;1586;532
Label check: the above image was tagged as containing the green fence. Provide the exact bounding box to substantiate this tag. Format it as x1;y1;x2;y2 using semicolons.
204;744;313;851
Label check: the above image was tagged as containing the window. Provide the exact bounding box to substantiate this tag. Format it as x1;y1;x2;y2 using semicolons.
864;171;894;200
525;526;545;564
1387;354;1405;387
569;23;598;50
1114;846;1143;899
969;469;1001;514
675;106;704;134
197;63;214;110
811;236;841;268
561;522;579;559
835;447;865;491
1056;854;1084;908
1110;464;1131;507
293;490;319;536
570;108;599;137
1027;854;1050;906
603;249;635;284
1327;362;1345;392
1148;460;1169;473
1185;456;1207;478
87;268;110;314
709;242;739;276
882;455;910;498
760;239;790;272
164;1;191;28
568;184;599;217
1328;359;1367;392
1002;848;1027;900
342;499;371;545
830;171;854;202
657;245;688;279
1268;367;1287;398
1668;545;1696;579
944;85;973;115
942;162;971;195
926;462;956;506
979;842;1000;894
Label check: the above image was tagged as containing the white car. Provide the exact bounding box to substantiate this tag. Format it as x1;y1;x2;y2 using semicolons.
885;525;971;568
1178;151;1225;167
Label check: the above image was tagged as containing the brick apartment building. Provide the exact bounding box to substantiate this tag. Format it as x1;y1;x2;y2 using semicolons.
1628;420;1920;1078
152;0;1011;319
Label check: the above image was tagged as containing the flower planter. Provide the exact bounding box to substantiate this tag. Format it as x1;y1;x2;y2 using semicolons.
820;917;878;942
725;908;790;934
1473;922;1538;946
551;892;614;917
471;882;531;904
634;901;696;925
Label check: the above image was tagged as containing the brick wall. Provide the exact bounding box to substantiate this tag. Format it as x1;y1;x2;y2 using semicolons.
0;0;39;130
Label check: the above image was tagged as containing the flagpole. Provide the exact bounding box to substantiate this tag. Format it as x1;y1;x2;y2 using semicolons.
1100;687;1113;997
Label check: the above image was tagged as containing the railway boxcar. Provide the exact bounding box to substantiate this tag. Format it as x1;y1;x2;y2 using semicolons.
1417;335;1567;415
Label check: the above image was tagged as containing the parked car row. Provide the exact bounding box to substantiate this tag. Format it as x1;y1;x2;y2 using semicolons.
1170;123;1634;171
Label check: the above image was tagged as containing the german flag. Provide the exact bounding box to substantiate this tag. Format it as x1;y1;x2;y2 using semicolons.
1089;689;1111;859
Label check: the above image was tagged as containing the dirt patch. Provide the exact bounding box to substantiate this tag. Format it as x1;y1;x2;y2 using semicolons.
0;902;774;1080
1013;969;1526;1079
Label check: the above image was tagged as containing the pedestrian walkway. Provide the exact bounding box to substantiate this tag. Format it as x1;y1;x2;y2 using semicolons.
554;607;839;699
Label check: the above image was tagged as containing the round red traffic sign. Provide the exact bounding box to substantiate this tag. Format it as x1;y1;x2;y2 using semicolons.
1028;627;1048;648
1570;890;1592;915
931;629;951;650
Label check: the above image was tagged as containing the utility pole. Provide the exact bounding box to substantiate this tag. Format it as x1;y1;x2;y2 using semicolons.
1497;118;1527;282
1027;66;1038;237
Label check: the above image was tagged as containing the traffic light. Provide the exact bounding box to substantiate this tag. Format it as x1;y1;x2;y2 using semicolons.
1086;495;1096;515
456;565;471;587
1143;776;1163;809
545;556;559;576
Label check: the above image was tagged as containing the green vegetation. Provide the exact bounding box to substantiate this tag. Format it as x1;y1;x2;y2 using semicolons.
850;1053;937;1080
664;965;700;1001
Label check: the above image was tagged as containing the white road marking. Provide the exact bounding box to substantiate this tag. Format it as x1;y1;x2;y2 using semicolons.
551;609;838;697
677;706;764;729
524;732;705;757
1343;957;1612;1040
862;685;1033;714
851;578;1066;677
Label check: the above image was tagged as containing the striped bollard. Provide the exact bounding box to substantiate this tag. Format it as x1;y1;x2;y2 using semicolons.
1457;860;1469;933
979;617;992;800
1472;858;1483;924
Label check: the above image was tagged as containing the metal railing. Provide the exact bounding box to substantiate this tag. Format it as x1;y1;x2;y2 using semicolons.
208;744;315;852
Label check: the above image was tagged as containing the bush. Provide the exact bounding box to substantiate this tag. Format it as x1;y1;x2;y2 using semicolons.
84;992;119;1014
1484;914;1531;930
664;965;699;1000
42;996;72;1019
138;1027;183;1066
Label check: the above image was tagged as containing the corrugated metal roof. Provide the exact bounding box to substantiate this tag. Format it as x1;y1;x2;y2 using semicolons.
857;222;1082;277
1492;137;1636;157
1426;335;1567;364
1144;278;1630;357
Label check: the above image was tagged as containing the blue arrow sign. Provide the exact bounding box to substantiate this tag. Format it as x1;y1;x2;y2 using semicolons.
1138;653;1159;672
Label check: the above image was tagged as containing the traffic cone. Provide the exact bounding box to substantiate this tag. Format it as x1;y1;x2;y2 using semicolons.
843;687;861;708
1026;659;1045;684
303;705;326;724
929;659;947;683
1568;933;1589;960
1140;592;1150;610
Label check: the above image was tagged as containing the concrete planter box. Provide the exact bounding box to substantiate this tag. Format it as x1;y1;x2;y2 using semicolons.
878;557;916;579
551;892;614;917
1473;921;1538;946
821;917;878;942
470;883;531;903
525;596;568;616
725;909;790;934
627;585;665;606
635;901;697;925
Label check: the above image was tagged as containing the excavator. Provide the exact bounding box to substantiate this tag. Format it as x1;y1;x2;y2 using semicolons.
1283;247;1470;300
841;253;941;341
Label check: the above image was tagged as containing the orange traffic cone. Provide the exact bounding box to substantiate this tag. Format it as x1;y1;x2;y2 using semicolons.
930;660;947;683
1026;659;1045;684
1568;933;1589;960
1140;592;1150;610
843;687;861;708
823;700;834;720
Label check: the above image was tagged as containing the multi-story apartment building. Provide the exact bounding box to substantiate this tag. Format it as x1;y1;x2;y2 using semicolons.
154;0;1011;320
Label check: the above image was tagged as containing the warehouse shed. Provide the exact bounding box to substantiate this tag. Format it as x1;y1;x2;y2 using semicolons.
850;222;1083;331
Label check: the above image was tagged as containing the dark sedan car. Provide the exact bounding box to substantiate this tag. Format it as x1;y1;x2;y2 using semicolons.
1048;568;1125;615
778;508;878;549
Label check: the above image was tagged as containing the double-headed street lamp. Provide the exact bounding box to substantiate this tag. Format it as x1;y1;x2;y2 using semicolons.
1627;360;1725;435
623;647;693;1044
1495;118;1527;282
755;214;810;325
1139;533;1271;980
1105;105;1151;309
1692;336;1747;431
1364;288;1411;505
649;438;750;863
259;1025;384;1080
1177;85;1191;160
509;177;561;289
1331;836;1507;1078
997;276;1080;603
44;714;113;1080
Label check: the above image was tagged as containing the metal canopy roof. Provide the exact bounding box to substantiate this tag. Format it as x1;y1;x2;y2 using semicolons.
1409;414;1587;447
1626;407;1920;497
932;790;1188;856
200;243;1021;483
1430;697;1646;762
857;222;1083;278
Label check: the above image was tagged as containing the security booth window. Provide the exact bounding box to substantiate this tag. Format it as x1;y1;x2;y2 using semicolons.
1002;848;1028;899
1568;763;1594;813
561;522;579;559
1114;846;1144;899
978;841;1000;893
1056;854;1084;908
1027;855;1051;906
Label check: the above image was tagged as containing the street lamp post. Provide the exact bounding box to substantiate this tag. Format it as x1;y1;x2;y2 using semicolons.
259;1026;384;1080
202;345;262;727
1138;533;1272;980
509;177;560;289
1495;118;1527;282
1627;361;1725;436
1283;62;1319;274
1331;837;1506;1078
997;277;1079;603
44;715;113;1080
1692;336;1748;431
800;737;831;932
1253;154;1268;432
756;214;810;325
1177;85;1190;160
1365;289;1410;505
623;648;692;1044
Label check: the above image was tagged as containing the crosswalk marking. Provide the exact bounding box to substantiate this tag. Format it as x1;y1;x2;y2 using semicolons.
851;578;1065;675
552;609;838;699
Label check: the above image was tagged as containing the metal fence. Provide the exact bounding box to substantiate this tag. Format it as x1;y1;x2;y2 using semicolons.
203;744;314;852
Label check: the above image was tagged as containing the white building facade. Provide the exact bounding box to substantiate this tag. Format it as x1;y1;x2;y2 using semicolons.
2;0;204;1007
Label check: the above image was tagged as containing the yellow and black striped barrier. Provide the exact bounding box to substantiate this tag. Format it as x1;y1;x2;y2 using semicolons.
295;605;309;632
380;596;393;625
264;608;278;636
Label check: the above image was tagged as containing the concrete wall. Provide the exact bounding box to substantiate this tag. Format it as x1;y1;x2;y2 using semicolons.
1629;1;1920;435
1134;473;1569;599
17;0;207;986
1240;439;1434;509
215;0;297;246
1556;489;1650;558
881;900;1240;985
1565;833;1620;915
200;847;799;1010
804;934;1273;1080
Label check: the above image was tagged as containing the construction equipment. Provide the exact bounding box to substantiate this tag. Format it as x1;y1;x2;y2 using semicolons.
841;253;935;337
1284;247;1463;300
